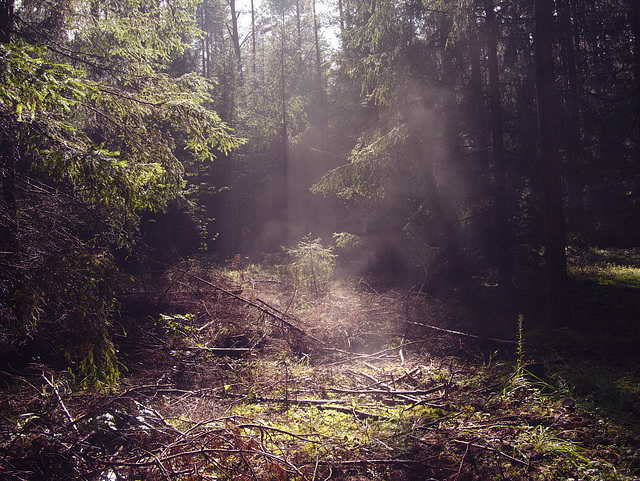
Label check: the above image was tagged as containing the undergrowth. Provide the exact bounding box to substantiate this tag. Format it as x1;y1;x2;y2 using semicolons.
0;250;639;479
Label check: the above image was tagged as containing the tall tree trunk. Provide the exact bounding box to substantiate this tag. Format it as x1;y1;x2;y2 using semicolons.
201;0;208;77
633;0;640;170
557;0;583;233
295;0;302;73
486;0;513;290
278;9;289;243
251;0;256;74
312;0;328;130
229;0;243;80
436;17;463;286
0;0;17;255
313;0;322;86
535;0;572;325
467;13;493;266
338;0;345;36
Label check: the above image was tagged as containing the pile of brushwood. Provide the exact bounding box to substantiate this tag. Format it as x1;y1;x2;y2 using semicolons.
1;252;640;480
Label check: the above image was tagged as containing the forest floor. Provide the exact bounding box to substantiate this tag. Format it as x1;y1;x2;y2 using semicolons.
1;249;640;480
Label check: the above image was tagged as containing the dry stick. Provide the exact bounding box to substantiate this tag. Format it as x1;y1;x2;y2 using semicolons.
400;299;409;365
395;367;421;384
237;423;322;444
415;412;462;429
362;362;380;372
312;458;416;467
150;452;171;481
451;439;528;467
176;269;324;345
349;370;388;389
322;340;425;366
456;442;470;480
405;320;518;345
41;373;78;433
312;452;320;481
96;447;304;476
328;383;447;397
68;384;218;429
238;448;259;481
350;370;420;404
227;393;386;421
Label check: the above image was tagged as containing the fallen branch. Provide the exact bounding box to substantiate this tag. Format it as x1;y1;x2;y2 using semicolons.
349;370;420;403
175;269;324;345
312;458;416;467
451;439;528;467
406;321;518;345
196;346;253;357
41;373;78;433
97;446;306;477
237;423;322;443
322;341;426;366
328;383;447;397
225;393;386;420
456;441;470;480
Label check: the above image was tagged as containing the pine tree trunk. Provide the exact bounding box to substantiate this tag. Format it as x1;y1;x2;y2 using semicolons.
312;0;328;131
278;9;289;243
557;0;584;233
251;0;256;74
230;0;243;80
535;0;572;325
633;0;640;173
486;0;513;290
467;13;494;270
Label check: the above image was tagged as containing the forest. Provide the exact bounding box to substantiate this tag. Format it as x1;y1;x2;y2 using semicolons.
1;0;640;478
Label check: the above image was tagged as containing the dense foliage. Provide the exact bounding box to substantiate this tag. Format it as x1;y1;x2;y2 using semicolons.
0;0;243;387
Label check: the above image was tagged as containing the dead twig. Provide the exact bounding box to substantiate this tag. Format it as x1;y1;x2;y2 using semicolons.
236;423;322;443
322;341;425;365
406;321;518;345
311;458;416;467
328;383;447;397
41;373;78;433
348;370;421;403
451;439;528;467
456;441;470;480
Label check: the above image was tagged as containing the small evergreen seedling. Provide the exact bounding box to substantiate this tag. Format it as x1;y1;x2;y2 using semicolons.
284;234;336;294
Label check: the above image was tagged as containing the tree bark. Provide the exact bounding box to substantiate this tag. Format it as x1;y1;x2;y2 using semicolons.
535;0;572;325
229;0;243;80
278;8;289;243
633;0;640;170
467;13;495;274
557;0;583;233
250;0;256;74
486;0;513;290
295;0;302;74
312;0;328;130
201;0;208;77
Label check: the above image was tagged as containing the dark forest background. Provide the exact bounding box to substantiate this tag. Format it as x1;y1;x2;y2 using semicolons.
1;0;640;387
